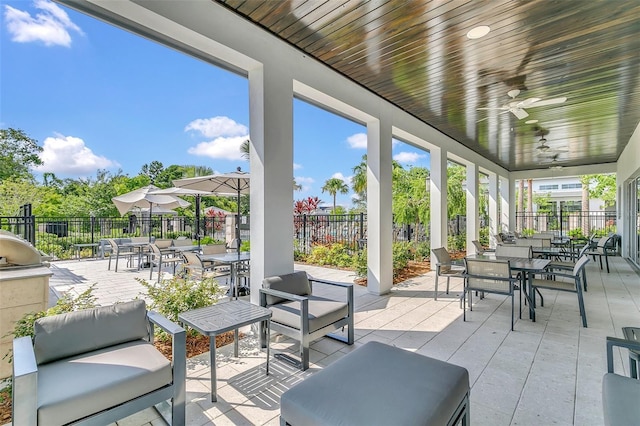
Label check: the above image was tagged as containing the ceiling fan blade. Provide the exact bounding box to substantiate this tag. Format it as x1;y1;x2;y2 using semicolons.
477;107;509;111
529;97;567;107
511;108;529;119
476;110;509;122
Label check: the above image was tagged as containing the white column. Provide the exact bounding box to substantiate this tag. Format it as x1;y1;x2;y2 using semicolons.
501;176;515;232
466;164;479;255
430;147;448;264
488;172;499;248
248;63;294;304
366;115;393;295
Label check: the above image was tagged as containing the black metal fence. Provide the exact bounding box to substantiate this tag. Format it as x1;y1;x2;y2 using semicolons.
3;208;615;260
515;210;617;236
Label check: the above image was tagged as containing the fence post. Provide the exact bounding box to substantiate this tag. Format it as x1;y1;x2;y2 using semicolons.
359;213;364;250
303;214;307;253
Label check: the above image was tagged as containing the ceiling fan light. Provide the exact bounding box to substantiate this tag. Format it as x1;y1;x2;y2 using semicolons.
466;25;490;39
525;119;538;124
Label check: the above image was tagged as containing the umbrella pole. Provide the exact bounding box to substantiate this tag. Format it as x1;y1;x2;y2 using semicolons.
149;204;153;243
195;195;201;246
236;185;241;254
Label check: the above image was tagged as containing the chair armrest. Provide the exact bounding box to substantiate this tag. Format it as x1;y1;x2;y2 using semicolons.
606;336;640;373
259;288;308;304
536;271;575;280
147;311;186;397
13;336;38;426
148;310;185;336
309;277;354;309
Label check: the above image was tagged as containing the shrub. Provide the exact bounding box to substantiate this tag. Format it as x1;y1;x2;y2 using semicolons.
413;241;431;261
392;242;412;277
568;228;584;238
200;236;224;245
137;273;226;337
447;234;466;251
353;249;367;278
306;243;353;268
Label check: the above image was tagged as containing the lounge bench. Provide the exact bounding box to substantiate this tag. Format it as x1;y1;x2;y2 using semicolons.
280;341;469;425
12;300;185;425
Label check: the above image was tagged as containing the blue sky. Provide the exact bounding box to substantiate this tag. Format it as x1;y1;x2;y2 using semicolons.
1;0;430;208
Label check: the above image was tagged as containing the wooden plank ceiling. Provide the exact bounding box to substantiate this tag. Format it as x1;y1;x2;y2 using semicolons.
215;0;640;172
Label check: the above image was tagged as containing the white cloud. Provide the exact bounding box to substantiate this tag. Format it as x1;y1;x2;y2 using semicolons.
346;133;367;149
187;135;248;161
294;176;314;192
4;0;83;47
393;151;426;164
293;163;302;170
36;134;119;174
185;116;248;138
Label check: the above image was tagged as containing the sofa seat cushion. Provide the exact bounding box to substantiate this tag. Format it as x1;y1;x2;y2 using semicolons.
270;296;348;333
37;340;172;426
602;372;640;426
281;341;470;425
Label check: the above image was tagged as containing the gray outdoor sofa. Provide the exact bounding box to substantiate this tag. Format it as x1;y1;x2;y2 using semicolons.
12;300;185;425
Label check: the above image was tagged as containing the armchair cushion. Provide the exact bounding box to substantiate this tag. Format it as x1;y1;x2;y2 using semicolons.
270;295;349;333
262;271;311;305
37;340;171;426
33;300;149;365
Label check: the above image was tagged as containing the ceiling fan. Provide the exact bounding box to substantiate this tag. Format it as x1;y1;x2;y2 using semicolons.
536;136;568;154
539;152;564;169
478;89;567;120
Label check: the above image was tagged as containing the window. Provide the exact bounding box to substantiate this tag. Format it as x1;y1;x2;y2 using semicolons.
561;183;582;189
539;184;558;190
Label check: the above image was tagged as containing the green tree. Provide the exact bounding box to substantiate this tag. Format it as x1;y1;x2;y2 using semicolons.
0;128;43;181
392;165;430;242
140;161;164;184
351;155;368;207
322;177;349;212
155;164;186;188
181;165;214;178
582;173;616;208
0;179;46;216
446;163;466;218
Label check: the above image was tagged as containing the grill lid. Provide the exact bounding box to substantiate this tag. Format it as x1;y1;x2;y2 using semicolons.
0;233;42;267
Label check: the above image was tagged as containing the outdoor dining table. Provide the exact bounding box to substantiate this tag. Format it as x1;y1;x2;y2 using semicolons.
199;252;250;299
466;253;550;322
119;241;150;270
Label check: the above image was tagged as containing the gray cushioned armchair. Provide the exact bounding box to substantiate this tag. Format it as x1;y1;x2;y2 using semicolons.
260;271;354;371
603;336;640;426
12;300;186;426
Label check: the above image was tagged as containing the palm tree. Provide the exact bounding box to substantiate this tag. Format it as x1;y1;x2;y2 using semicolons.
322;177;349;212
351;155;367;205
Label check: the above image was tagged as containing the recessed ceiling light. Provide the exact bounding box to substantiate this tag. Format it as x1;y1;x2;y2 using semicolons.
525;119;539;124
466;26;490;39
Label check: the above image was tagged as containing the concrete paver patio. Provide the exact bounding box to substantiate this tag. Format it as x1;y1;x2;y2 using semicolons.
36;256;640;425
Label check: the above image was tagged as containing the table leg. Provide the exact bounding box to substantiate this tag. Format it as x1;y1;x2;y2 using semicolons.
266;319;270;376
210;334;217;402
528;273;536;322
234;328;239;357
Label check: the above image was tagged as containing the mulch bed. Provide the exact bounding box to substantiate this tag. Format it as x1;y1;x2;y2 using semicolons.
154;330;239;360
0;389;10;425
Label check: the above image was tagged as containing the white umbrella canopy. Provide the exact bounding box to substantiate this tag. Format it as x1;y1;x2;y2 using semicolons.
112;185;190;216
173;168;250;253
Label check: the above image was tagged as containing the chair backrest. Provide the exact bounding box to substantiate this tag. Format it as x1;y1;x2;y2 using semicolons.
495;233;504;244
131;236;150;244
107;238;118;250
202;244;227;255
472;240;485;254
532;232;555;239
173;238;194;247
262;271;312;305
33;300;148;365
182;251;203;268
432;248;453;272
496;244;531;259
572;254;590;276
464;259;513;293
154;239;173;249
149;243;161;256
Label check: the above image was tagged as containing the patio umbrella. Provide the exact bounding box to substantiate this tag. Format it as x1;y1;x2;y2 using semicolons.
173;167;250;253
112;185;191;241
149;187;213;243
